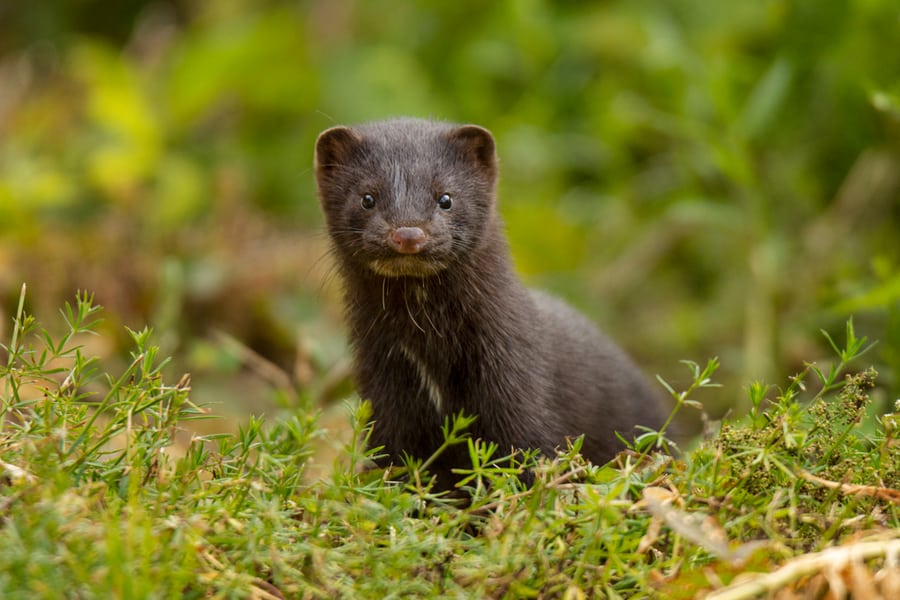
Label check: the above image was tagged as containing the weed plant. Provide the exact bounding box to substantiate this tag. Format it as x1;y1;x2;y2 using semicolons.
1;290;898;598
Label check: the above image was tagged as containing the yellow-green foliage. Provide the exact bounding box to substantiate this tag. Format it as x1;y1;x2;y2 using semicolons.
1;1;900;411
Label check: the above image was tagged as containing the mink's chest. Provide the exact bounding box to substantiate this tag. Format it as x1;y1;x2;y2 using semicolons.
364;280;489;411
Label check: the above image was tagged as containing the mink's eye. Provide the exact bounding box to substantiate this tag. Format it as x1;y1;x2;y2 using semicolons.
437;193;452;210
360;193;376;210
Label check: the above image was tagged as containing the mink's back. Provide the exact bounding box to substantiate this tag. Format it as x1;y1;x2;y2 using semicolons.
528;290;666;461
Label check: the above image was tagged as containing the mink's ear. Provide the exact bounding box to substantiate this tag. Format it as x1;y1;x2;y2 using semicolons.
446;125;497;179
314;126;362;179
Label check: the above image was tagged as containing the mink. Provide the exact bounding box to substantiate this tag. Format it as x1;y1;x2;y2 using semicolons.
314;118;666;484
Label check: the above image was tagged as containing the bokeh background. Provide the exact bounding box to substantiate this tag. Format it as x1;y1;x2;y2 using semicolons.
2;0;899;429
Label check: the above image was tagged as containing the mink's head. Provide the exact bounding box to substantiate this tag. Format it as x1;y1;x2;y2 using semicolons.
314;118;498;278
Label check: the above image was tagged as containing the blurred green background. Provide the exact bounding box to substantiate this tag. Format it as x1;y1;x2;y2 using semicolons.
1;0;899;423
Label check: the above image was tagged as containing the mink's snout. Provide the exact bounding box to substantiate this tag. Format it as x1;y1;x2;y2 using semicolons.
389;227;427;254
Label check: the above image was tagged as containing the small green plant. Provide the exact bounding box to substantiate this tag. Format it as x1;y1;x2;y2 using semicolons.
0;287;319;598
1;292;898;598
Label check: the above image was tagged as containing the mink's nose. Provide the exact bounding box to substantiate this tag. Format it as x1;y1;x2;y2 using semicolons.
389;227;427;254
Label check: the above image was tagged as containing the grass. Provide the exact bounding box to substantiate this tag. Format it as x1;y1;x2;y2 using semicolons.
1;287;898;598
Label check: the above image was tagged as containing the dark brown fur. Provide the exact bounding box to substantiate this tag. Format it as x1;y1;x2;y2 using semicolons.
315;118;665;481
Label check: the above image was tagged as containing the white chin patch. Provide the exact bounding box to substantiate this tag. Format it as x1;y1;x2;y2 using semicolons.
369;257;445;277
